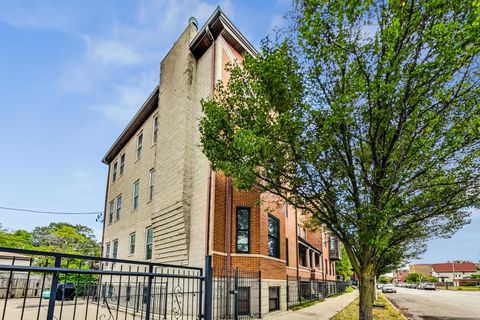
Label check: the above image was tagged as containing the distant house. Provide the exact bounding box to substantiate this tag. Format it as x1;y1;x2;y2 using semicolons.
431;262;477;284
408;263;433;278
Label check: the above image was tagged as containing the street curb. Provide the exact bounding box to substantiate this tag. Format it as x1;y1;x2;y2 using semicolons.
382;294;409;320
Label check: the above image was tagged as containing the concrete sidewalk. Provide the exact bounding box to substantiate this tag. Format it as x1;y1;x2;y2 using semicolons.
264;290;358;320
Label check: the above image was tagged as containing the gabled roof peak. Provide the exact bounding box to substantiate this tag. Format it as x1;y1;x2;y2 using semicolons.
190;7;257;59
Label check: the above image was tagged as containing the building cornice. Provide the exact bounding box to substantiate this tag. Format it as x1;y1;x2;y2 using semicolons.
102;86;159;164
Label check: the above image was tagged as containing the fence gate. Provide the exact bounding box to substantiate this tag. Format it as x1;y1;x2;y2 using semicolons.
210;266;261;320
0;246;204;320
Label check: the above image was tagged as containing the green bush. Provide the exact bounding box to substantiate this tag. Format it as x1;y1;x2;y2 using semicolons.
345;286;354;293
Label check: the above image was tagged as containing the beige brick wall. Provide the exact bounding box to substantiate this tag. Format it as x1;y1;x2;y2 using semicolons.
103;111;157;262
151;23;198;265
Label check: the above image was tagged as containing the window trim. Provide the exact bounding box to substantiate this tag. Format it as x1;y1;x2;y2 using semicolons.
129;232;136;256
119;153;125;176
136;132;143;160
112;162;118;182
105;242;110;266
148;169;155;202
268;215;280;258
236;207;250;253
108;200;114;225
132;180;140;210
112;239;118;259
145;227;153;260
152;114;158;145
115;194;122;221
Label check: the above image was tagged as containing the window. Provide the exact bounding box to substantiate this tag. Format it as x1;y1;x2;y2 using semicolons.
238;287;251;315
148;169;155;202
146;227;153;260
112;239;118;259
119;153;125;175
236;208;250;253
286;238;289;266
105;243;110;266
116;195;122;220
268;215;280;258
108;200;114;225
133;180;140;210
136;133;143;159
268;287;280;311
129;233;136;255
112;162;118;182
152;115;158;144
105;243;110;258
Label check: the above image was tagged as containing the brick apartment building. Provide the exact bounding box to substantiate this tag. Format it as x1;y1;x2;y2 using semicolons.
101;7;341;315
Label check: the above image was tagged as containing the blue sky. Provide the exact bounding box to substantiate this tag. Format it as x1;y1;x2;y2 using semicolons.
0;0;478;264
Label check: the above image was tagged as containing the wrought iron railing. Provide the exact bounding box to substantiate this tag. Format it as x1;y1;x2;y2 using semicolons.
286;276;350;309
0;246;204;320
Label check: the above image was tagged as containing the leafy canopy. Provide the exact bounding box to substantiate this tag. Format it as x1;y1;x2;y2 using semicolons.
200;0;480;281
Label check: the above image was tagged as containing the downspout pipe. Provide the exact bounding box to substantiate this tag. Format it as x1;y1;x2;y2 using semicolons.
295;208;300;281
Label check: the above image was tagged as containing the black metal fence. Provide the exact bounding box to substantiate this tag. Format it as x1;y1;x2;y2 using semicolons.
211;268;261;320
0;247;203;320
286;276;350;309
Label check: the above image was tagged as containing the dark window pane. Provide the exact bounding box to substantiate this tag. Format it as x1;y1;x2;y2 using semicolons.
237;208;249;230
236;208;250;253
238;287;250;315
268;216;280;258
237;231;249;253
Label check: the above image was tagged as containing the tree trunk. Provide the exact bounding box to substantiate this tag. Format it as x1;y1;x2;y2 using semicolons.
358;269;375;320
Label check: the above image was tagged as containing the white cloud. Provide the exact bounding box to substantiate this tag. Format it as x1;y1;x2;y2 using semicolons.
85;37;144;66
91;71;157;123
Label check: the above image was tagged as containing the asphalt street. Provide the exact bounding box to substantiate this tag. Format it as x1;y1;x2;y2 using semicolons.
385;287;480;320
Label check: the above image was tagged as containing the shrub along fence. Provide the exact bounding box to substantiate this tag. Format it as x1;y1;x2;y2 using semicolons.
286;276;350;309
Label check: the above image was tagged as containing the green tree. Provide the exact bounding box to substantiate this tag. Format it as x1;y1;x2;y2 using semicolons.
0;225;33;249
31;223;99;256
199;1;480;318
336;245;353;281
406;272;421;283
378;276;392;284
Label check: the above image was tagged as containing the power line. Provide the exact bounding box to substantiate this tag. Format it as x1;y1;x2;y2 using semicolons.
0;206;102;215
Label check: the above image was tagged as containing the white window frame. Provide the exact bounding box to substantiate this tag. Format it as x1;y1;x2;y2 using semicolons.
133;180;140;210
108;200;114;225
105;242;110;266
112;162;118;182
119;153;125;176
116;194;122;221
146;227;153;260
152;115;158;145
136;132;143;160
148;169;155;202
112;239;118;263
129;232;136;255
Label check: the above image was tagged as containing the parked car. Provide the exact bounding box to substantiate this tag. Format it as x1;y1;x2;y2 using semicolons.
382;284;397;293
424;283;436;290
41;291;50;299
377;284;384;290
418;283;426;290
56;282;76;301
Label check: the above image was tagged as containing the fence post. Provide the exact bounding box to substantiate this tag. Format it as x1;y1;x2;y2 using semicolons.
46;255;61;320
198;267;203;320
145;264;153;320
258;271;262;318
204;255;213;320
234;267;239;320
